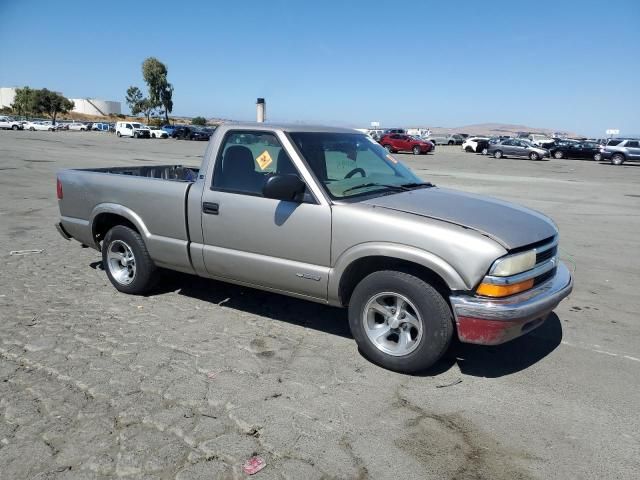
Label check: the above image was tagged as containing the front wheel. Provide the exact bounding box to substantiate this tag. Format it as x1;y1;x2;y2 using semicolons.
116;131;121;137
412;146;421;155
529;152;540;161
593;153;602;161
493;150;503;159
102;225;158;295
384;144;393;153
348;270;453;373
554;150;563;159
481;147;488;155
448;141;454;145
12;125;18;130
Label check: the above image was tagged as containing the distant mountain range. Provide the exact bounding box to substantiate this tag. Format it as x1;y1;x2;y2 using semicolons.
423;123;580;138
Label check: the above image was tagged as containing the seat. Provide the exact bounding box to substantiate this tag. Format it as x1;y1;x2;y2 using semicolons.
276;149;298;175
218;145;264;193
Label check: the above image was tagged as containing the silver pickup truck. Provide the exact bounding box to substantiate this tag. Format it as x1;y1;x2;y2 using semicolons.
56;123;573;373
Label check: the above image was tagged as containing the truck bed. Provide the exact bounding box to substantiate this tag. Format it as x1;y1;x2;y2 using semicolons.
81;165;199;182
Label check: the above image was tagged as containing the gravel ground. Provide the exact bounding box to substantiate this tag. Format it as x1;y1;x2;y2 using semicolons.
0;130;638;480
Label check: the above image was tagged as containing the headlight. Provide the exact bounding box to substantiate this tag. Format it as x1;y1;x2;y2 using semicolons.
488;250;536;277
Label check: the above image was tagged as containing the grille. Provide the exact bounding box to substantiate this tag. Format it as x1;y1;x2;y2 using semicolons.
534;267;556;286
536;245;557;264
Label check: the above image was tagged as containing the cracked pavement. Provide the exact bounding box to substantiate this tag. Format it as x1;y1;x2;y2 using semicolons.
0;131;639;479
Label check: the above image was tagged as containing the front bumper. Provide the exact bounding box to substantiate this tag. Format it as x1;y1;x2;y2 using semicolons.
450;261;573;345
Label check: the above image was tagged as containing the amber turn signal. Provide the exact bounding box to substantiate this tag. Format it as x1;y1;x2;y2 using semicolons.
476;279;534;297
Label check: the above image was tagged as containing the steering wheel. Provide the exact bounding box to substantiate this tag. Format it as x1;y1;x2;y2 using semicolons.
344;167;366;179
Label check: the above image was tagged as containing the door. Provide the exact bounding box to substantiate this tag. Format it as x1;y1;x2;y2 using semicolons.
200;130;331;300
500;139;516;155
626;140;640;160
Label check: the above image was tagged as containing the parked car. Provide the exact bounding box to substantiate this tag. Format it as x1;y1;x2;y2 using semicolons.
162;124;179;136
55;123;573;373
462;137;489;153
0;115;23;130
600;139;640;165
527;134;555;147
24;121;56;131
172;125;211;141
474;139;491;155
148;126;169;138
55;122;69;131
116;122;151;138
68;122;88;131
92;122;111;132
487;139;549;160
379;134;433;155
427;134;464;145
549;141;602;161
383;128;406;135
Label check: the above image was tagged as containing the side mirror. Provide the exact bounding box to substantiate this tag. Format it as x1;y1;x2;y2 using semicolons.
263;174;305;202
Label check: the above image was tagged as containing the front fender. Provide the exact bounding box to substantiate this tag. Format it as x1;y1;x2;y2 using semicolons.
327;242;468;305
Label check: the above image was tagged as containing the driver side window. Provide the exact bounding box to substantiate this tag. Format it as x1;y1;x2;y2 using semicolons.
212;131;299;197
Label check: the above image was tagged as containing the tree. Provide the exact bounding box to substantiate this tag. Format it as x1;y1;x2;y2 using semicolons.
11;86;36;117
32;89;74;124
142;57;173;123
125;86;155;123
191;116;206;126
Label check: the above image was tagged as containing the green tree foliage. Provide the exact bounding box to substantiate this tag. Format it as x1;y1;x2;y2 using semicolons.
191;116;207;126
11;86;37;117
125;86;145;115
31;89;74;124
142;57;173;123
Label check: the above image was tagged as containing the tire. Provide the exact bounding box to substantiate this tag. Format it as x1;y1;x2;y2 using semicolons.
611;153;625;165
465;146;473;152
29;127;35;131
412;146;421;155
80;128;85;131
493;150;503;159
117;131;121;137
529;152;540;161
348;270;453;373
593;153;602;162
481;147;488;155
554;150;563;159
384;144;393;153
102;225;158;295
134;132;138;138
448;141;454;145
12;125;18;130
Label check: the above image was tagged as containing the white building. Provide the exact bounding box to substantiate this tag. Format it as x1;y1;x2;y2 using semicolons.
0;87;17;108
70;98;121;116
1;87;121;116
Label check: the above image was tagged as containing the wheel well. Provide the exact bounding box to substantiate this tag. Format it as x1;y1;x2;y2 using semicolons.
338;256;451;307
92;213;139;247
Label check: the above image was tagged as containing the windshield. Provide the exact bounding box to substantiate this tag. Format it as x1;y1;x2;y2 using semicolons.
131;123;142;128
289;132;424;199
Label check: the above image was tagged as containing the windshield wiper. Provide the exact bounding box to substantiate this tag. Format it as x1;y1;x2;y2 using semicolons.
343;183;410;194
399;182;435;189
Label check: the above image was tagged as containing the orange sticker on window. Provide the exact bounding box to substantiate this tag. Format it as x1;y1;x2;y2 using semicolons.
256;150;273;170
387;154;398;164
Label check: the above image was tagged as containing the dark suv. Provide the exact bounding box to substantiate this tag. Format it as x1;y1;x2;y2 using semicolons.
379;134;434;155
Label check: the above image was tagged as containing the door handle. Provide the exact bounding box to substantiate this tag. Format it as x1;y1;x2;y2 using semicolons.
202;202;219;215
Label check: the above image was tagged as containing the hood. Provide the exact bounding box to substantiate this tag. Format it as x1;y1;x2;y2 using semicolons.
363;187;557;250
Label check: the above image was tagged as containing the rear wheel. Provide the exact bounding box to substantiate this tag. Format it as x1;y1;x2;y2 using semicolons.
348;270;453;373
384;144;394;153
465;146;473;152
117;131;121;137
554;150;563;159
529;152;540;161
12;125;18;130
593;153;602;161
611;153;625;165
102;225;158;295
448;140;454;145
493;150;503;159
481;147;488;155
412;146;421;155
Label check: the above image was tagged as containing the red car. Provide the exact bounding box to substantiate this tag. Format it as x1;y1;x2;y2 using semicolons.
379;134;433;155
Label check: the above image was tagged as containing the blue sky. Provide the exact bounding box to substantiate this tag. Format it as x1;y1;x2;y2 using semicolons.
1;0;638;136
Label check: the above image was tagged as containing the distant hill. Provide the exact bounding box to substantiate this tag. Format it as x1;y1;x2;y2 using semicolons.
422;123;580;138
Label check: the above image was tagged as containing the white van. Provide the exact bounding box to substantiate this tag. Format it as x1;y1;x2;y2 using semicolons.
116;121;151;138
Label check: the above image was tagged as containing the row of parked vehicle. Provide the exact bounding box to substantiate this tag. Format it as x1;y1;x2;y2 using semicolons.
114;122;215;141
460;135;639;164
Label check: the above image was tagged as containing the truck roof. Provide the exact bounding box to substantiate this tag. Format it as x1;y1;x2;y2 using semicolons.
218;121;358;134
